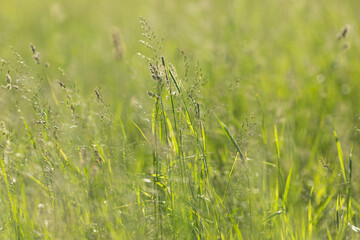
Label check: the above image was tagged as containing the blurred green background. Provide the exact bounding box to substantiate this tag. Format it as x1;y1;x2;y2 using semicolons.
2;0;359;117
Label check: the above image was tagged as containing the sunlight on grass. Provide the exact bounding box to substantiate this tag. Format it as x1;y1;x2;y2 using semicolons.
0;0;360;239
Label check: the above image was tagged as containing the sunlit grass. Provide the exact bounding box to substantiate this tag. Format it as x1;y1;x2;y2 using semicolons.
1;0;360;239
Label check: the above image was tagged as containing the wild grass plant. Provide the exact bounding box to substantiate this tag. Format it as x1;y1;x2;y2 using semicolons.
1;0;360;239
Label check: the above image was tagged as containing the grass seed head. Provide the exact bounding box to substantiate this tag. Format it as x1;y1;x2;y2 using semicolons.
33;52;40;64
337;24;349;40
30;43;36;54
94;89;104;103
6;73;11;83
147;91;155;97
147;91;159;99
57;80;66;89
149;63;161;82
112;31;123;60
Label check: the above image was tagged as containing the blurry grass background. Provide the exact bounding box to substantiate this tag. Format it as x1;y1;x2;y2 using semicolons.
1;0;360;239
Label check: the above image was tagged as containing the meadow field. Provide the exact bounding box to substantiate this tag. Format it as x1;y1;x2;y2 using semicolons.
1;0;360;239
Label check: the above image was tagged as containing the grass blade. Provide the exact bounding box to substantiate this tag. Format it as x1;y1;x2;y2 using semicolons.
169;68;181;93
333;130;347;182
346;145;353;223
59;148;80;174
274;125;280;159
327;227;333;240
19;111;36;149
164;110;178;153
223;152;239;201
282;167;292;208
218;119;245;161
132;120;150;144
264;210;284;222
256;93;267;145
308;186;314;239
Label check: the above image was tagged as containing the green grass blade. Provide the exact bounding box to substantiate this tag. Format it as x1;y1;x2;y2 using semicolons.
327;227;333;240
274;125;280;159
164;110;178;153
308;187;313;239
282;167;292;208
256;93;267;145
19;111;36;149
274;125;283;199
184;111;196;136
333;130;347;183
218;119;245;161
336;195;340;229
169;68;181;93
0;157;17;227
346;145;353;223
223;152;239;201
59;148;80;174
201;122;206;153
264;210;284;222
132;120;150;144
262;161;277;167
26;174;49;192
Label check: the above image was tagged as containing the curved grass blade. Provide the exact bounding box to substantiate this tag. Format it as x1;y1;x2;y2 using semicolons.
59;148;81;174
169;68;181;94
19;111;36;149
346;145;353;223
132;120;150;145
333;130;346;182
223;152;239;201
264;210;284;222
282;167;292;209
218;119;245;161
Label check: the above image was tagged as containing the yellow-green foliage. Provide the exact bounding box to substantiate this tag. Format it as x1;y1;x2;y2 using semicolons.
1;0;360;239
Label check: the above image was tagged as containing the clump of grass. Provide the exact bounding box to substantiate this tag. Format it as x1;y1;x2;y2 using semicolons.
136;18;214;238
